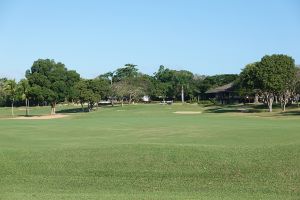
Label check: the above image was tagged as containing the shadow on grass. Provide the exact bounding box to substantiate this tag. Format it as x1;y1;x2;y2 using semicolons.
204;103;300;115
280;110;300;116
0;114;43;119
204;104;265;114
57;108;86;113
56;105;122;113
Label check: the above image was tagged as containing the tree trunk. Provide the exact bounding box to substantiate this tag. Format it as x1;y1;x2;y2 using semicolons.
88;102;93;112
280;91;290;112
129;94;132;104
25;98;29;116
254;94;259;104
268;100;273;112
121;99;124;107
51;102;56;115
81;103;84;112
267;94;274;112
111;99;114;107
181;85;184;104
28;99;30;115
11;99;14;117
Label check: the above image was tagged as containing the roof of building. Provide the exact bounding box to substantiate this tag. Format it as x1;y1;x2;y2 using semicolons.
205;82;234;94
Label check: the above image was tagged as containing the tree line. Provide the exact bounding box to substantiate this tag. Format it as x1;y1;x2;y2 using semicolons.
0;54;299;115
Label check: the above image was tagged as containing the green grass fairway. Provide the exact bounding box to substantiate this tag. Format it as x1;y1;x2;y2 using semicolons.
0;104;300;199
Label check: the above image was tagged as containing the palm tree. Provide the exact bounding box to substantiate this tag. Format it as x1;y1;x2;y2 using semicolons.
18;79;30;116
5;80;17;117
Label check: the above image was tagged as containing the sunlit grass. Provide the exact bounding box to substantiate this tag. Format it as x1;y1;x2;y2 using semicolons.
0;104;299;199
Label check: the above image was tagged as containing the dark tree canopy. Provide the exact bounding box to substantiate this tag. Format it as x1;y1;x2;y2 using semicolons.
74;78;111;111
113;64;139;82
257;55;296;93
26;59;80;114
238;54;296;112
0;78;8;106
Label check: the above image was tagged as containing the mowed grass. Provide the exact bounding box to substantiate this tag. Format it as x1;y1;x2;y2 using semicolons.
0;104;300;199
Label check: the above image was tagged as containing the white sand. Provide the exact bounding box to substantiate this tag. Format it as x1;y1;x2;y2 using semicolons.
12;114;69;120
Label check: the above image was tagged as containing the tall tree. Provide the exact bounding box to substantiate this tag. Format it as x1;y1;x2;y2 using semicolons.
259;55;296;112
98;71;115;85
153;81;169;102
239;55;296;112
112;78;145;105
294;67;300;106
74;79;89;111
237;62;260;103
154;66;195;102
113;64;138;82
112;81;127;107
173;70;194;103
4;80;17;117
65;70;81;103
18;79;30;116
74;78;110;111
0;78;8;106
26;59;80;114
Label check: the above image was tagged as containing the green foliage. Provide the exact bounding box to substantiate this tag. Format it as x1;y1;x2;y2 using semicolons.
0;78;8;106
74;78;110;111
26;59;80;112
295;68;300;94
257;55;296;93
154;65;196;99
113;64;139;82
17;79;29;100
200;74;239;92
98;71;114;85
238;54;296;112
3;79;17;116
238;63;260;90
0;56;298;110
4;79;17;101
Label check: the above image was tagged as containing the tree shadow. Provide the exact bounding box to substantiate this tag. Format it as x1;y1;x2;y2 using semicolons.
56;105;122;113
204;103;300;115
280;110;300;116
204;104;265;114
57;108;86;113
18;115;43;117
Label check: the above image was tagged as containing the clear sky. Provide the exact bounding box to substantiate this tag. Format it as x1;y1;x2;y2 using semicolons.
0;0;299;80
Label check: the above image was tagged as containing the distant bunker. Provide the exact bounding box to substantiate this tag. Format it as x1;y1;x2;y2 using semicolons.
173;111;202;114
12;114;69;120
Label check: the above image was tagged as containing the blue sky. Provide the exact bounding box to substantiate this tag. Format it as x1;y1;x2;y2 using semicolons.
0;0;299;80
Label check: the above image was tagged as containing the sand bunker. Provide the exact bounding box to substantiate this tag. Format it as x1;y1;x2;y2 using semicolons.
12;114;69;120
18;108;32;111
174;111;202;114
